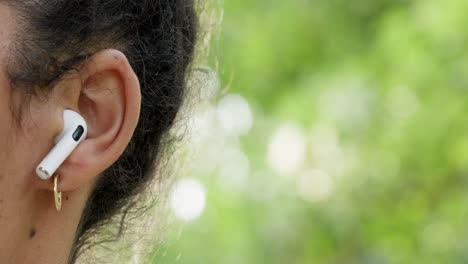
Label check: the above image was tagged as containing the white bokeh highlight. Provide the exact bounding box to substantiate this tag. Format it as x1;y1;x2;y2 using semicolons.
169;178;207;221
267;123;306;176
309;122;347;177
218;147;250;191
317;79;373;130
216;93;253;136
296;169;334;202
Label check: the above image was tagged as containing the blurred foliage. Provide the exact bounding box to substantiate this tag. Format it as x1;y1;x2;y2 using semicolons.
148;0;468;263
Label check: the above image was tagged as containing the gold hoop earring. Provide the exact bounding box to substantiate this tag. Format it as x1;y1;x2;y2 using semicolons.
53;173;62;212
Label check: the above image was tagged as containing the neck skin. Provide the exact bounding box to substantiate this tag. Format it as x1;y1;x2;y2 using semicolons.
0;177;94;264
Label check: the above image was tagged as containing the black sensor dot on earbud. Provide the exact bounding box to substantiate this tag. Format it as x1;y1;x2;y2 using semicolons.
72;125;85;141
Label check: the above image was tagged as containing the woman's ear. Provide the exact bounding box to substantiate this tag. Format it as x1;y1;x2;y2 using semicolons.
35;49;141;192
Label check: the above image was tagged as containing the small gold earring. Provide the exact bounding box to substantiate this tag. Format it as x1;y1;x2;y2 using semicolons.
53;173;62;212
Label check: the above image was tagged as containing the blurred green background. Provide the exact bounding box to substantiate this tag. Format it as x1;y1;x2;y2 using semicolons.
150;0;468;263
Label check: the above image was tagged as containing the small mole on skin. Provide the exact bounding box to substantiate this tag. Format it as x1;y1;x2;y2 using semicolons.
29;228;36;239
66;196;69;201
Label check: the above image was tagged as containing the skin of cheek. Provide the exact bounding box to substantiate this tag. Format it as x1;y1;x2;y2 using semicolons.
0;68;59;260
0;4;25;260
0;4;74;262
0;69;24;259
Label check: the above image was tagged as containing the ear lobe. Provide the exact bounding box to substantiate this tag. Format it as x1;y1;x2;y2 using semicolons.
35;49;141;192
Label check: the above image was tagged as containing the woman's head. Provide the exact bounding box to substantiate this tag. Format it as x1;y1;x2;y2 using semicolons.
0;0;197;263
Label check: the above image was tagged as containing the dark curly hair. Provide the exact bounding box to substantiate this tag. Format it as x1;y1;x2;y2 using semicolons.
3;0;197;263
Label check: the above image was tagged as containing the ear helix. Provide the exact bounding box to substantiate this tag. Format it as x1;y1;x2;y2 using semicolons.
36;109;88;180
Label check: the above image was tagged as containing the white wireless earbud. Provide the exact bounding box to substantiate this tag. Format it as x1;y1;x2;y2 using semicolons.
36;109;87;180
